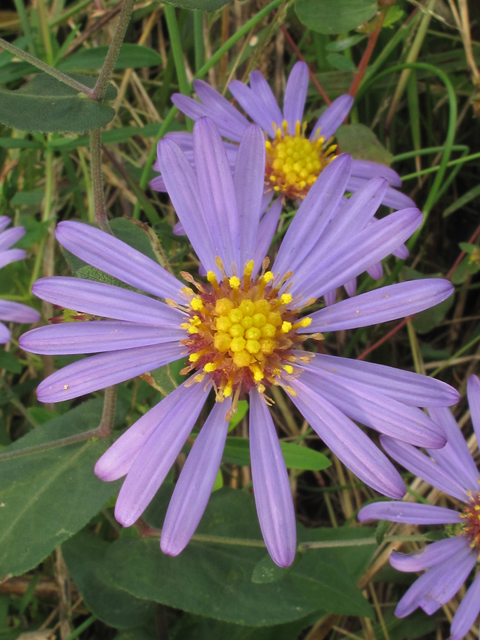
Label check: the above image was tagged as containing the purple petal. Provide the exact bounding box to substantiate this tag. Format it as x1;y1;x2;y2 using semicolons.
56;221;184;303
273;154;352;277
28;277;186;327
296;368;446;449
395;545;476;618
310;94;354;141
294;351;460;407
156;138;219;273
95;381;205;481
0;227;25;251
173;220;185;236
380;436;468;501
418;546;477;615
347;176;415;210
161;398;232;556
358;501;462;525
228;80;278;138
300;177;388;272
0;322;11;343
283;62;309;133
234;124;265;268
250;387;296;567
427;407;479;493
344;277;357;297
260;190;274;213
150;175;166;192
351;159;402;187
253;198;283;276
450;571;480;640
290;378;405;498
390;537;468;573
291;208;422;300
193;117;240;271
366;261;383;280
0;248;26;269
302;279;453;332
19;322;185;355
193;80;250;140
467;375;480;449
324;289;336;306
393;243;409;260
171;92;245;142
36;341;184;403
114;381;212;527
0;217;11;232
0;300;40;324
249;71;283;130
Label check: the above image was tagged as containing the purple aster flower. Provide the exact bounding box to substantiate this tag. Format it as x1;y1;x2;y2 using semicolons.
21;118;458;567
154;62;411;300
359;375;480;640
0;216;40;343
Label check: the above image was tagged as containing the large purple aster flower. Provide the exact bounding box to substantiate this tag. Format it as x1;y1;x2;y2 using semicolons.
0;216;40;343
359;375;480;640
20;118;458;567
155;61;412;214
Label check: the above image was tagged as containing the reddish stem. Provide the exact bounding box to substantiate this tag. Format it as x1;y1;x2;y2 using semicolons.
446;222;480;281
280;25;331;105
349;9;386;98
357;317;411;361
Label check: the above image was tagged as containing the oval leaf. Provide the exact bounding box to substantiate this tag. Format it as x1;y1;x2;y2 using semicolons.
296;0;378;35
221;438;330;471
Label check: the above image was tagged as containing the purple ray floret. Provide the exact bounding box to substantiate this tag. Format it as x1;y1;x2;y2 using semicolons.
359;375;480;639
22;118;458;568
0;217;40;343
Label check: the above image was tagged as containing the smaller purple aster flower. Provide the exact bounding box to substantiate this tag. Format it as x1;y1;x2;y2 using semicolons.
0;217;40;343
157;61;413;214
359;375;480;640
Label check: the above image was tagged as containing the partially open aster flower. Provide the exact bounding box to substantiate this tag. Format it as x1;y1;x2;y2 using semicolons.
152;61;413;214
0;216;40;343
359;375;480;640
21;118;457;567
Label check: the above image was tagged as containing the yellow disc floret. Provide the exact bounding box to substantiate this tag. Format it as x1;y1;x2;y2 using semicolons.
265;120;338;200
180;259;317;401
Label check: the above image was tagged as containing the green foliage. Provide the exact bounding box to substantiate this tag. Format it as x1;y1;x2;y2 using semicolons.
326;53;356;73
160;0;232;11
0;400;124;577
0;74;116;134
58;44;162;72
222;437;331;471
295;0;378;35
335;124;393;166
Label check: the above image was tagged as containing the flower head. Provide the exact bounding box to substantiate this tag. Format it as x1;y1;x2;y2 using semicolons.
21;118;458;567
157;61;413;213
0;216;40;343
359;375;480;640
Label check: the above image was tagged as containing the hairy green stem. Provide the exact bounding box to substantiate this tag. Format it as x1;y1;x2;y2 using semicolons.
89;129;110;233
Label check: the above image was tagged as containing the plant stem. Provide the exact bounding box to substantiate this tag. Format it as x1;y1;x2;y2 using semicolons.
13;0;37;57
89;129;110;232
193;11;205;72
349;6;387;98
0;37;92;95
91;0;135;101
164;6;190;97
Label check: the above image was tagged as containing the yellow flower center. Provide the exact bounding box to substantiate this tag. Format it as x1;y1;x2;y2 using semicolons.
265;120;338;200
460;490;480;552
173;259;318;408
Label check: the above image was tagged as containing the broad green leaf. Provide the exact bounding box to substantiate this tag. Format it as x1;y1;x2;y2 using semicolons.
326;53;356;73
222;437;331;471
0;399;123;577
0;73;116;134
160;0;232;11
10;190;44;207
295;0;378;35
335;124;393;166
58;44;162;72
412;295;454;334
63;532;157;629
110;218;161;265
105;488;372;626
0;351;21;374
325;35;366;52
451;256;480;285
227;399;248;432
251;553;296;584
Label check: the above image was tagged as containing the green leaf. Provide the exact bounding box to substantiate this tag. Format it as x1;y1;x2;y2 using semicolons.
10;190;44;207
105;488;372;626
251;553;296;584
0;138;41;149
63;532;157;629
146;358;186;396
159;0;232;11
0;351;21;374
451;256;479;285
109;218;161;265
58;44;162;72
295;0;378;35
443;184;480;217
0;399;124;577
0;73;116;134
227;399;248;432
222;438;331;471
412;294;454;334
325;35;366;52
75;265;133;290
326;53;356;73
335;124;393;166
